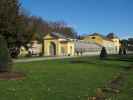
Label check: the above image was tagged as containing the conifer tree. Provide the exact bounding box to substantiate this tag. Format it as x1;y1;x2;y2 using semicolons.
0;35;12;72
100;47;107;59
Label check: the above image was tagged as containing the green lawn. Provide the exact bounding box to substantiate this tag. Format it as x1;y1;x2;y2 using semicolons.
0;55;132;100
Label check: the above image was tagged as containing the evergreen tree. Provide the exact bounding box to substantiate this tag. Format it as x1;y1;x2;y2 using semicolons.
100;47;107;59
119;48;123;55
123;48;127;55
0;35;12;72
0;0;20;45
0;0;31;57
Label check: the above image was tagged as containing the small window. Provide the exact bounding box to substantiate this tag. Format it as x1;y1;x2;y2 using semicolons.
92;37;96;39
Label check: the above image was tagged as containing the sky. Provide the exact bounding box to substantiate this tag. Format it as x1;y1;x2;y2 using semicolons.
21;0;133;39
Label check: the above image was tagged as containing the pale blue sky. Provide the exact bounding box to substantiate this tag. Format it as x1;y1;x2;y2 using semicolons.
21;0;133;39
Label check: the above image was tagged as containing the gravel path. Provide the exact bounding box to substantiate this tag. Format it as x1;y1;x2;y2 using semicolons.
13;56;80;63
13;52;100;63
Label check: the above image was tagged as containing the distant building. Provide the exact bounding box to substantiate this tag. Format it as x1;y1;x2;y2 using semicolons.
82;33;120;53
28;40;42;56
43;32;75;56
111;38;121;52
19;32;121;57
74;40;102;55
43;32;103;56
128;38;133;51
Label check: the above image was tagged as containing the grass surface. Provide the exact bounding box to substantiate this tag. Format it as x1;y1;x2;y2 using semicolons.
0;55;132;100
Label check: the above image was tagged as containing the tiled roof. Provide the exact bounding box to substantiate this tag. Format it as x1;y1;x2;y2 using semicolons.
51;32;67;39
88;33;106;39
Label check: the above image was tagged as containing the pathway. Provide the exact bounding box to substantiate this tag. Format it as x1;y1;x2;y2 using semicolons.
13;53;99;63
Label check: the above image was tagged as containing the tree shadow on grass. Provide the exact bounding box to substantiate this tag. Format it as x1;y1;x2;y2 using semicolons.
68;58;131;70
67;57;98;65
69;60;94;64
106;56;133;63
69;59;110;66
67;55;133;70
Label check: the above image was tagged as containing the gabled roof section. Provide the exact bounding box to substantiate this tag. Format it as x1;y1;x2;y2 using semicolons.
51;32;67;39
106;33;118;39
89;33;106;39
44;32;67;39
44;32;76;40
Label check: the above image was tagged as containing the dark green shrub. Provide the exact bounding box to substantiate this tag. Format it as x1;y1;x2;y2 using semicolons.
0;35;12;72
9;47;20;58
119;48;123;55
123;48;127;55
100;47;107;59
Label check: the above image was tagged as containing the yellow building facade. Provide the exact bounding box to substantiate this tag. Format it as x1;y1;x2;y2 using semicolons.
43;32;75;56
83;33;120;53
19;33;121;57
111;38;121;52
83;35;103;45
